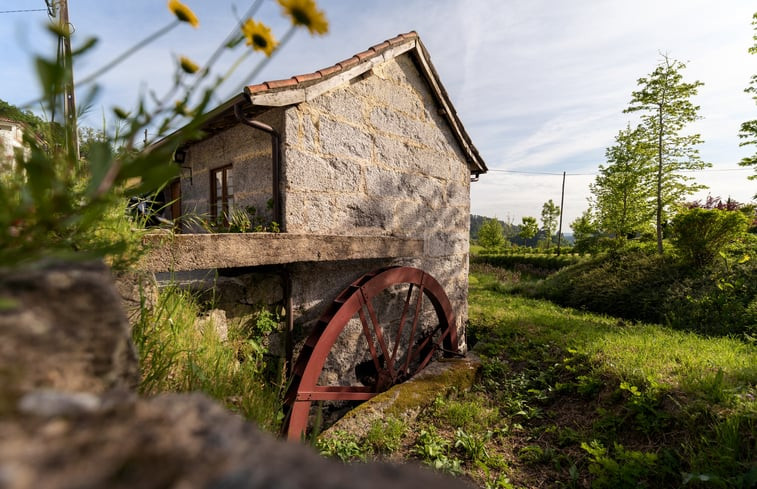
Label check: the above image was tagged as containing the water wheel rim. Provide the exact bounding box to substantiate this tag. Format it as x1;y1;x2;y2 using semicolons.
283;266;458;440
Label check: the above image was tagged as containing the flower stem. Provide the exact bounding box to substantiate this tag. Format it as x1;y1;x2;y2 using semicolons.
77;21;180;87
234;25;297;95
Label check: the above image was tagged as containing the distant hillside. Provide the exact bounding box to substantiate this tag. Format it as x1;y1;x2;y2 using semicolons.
470;214;517;241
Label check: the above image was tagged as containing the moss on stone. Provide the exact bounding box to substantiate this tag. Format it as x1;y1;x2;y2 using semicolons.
321;355;481;441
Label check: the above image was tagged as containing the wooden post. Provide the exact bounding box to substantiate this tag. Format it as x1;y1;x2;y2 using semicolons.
59;0;79;163
557;171;566;255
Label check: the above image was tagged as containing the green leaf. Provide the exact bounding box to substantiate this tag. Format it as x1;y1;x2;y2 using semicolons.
72;37;98;56
35;56;66;99
85;141;114;196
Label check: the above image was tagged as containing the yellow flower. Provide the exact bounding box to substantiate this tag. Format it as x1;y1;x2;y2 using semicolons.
277;0;328;36
174;100;195;116
241;19;278;57
179;56;199;74
168;0;199;28
174;101;187;115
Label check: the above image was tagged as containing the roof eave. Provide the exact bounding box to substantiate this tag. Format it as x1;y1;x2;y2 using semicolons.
155;32;488;174
244;34;487;175
411;39;487;175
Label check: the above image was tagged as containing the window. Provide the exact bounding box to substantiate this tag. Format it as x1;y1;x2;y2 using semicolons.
210;165;233;222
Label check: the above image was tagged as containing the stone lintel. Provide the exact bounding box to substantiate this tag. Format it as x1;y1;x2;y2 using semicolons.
139;233;424;272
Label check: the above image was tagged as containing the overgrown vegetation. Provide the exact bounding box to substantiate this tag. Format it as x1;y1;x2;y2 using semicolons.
1;0;328;431
317;269;756;488
523;227;757;337
0;0;329;269
132;283;285;432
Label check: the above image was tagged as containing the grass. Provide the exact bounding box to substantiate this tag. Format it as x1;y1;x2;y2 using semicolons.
470;272;756;397
317;266;757;488
132;284;286;432
132;261;755;487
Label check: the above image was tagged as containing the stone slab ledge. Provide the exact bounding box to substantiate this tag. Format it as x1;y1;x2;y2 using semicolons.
138;233;424;272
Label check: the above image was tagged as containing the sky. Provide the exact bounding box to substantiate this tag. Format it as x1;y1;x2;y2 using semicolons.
1;0;756;227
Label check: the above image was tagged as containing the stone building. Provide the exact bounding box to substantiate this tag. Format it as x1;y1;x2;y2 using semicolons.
147;31;487;436
0;117;30;169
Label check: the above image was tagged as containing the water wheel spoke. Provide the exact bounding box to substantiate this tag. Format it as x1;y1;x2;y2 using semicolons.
408;327;444;375
357;306;382;374
361;290;395;378
390;283;415;367
402;281;426;374
282;266;459;441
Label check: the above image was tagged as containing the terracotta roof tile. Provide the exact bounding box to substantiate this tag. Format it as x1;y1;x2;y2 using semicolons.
336;56;360;70
265;79;299;90
354;49;375;61
246;82;269;94
388;31;417;45
245;31;419;97
316;65;341;77
369;41;390;52
293;72;321;83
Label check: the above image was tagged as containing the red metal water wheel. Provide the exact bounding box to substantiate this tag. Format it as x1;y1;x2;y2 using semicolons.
282;266;459;440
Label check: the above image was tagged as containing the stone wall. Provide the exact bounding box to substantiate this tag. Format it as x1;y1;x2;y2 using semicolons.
282;53;471;346
172;52;472;389
180;110;283;229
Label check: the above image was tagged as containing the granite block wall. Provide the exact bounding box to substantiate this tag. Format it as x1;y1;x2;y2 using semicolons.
282;55;471;350
178;52;471;385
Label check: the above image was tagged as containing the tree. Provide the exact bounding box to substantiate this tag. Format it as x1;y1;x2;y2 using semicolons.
78;126;108;161
478;217;506;251
625;54;710;253
0;98;64;145
739;12;757;196
518;216;539;244
540;199;560;249
590;124;654;240
0;99;46;132
570;209;601;253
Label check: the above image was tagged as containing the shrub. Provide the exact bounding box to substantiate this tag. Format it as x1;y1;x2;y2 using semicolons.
663;256;757;336
535;249;678;324
531;245;757;336
472;254;583;273
670;208;749;266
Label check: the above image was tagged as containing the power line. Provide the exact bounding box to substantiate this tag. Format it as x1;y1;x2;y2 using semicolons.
486;167;753;177
487;169;592;176
0;8;47;13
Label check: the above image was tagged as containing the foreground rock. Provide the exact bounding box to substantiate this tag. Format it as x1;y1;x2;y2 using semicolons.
0;392;469;489
0;262;138;408
0;262;470;489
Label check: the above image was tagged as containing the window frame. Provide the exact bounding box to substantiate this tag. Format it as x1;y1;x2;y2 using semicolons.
210;164;233;223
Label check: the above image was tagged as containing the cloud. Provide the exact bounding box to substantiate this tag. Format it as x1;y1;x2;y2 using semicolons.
2;0;754;223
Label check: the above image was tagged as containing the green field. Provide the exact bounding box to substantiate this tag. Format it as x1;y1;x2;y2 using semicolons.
319;267;757;488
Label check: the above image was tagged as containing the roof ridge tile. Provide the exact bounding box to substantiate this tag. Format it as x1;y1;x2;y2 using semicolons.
245;31;418;95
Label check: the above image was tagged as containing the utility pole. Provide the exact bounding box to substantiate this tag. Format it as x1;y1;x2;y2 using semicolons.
556;171;566;255
58;0;79;163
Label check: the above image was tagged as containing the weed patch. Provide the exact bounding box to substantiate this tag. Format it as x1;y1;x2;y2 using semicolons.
132;284;285;432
